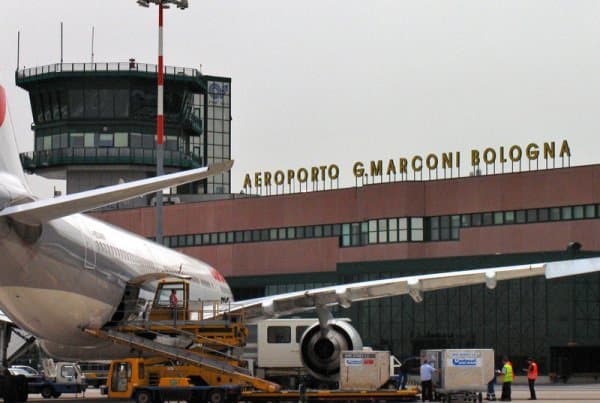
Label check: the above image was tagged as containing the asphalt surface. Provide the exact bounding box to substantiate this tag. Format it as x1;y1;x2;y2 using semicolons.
24;383;600;402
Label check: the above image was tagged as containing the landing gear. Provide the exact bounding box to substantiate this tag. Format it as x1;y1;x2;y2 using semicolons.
0;323;28;402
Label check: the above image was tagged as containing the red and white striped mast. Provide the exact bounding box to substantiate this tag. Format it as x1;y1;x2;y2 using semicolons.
137;0;189;245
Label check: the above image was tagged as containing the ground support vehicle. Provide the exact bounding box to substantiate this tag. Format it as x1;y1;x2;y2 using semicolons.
103;358;242;403
26;361;87;399
86;280;280;394
79;362;109;388
421;349;495;403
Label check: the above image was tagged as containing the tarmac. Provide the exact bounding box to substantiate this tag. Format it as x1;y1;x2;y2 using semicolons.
25;383;600;402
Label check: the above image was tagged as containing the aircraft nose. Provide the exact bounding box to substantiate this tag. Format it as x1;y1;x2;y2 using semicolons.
0;85;6;127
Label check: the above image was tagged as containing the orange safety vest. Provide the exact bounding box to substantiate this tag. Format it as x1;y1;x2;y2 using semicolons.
528;361;538;380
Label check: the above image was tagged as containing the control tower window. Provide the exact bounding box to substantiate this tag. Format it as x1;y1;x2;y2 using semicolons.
85;89;99;118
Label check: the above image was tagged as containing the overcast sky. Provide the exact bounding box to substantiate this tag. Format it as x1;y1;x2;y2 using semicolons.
2;1;599;195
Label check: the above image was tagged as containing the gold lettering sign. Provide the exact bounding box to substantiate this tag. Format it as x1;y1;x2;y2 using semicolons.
242;140;571;191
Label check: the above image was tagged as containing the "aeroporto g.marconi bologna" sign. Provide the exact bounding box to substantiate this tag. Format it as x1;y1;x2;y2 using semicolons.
242;139;572;192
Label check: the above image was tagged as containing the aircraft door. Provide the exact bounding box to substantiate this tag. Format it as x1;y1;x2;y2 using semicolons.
78;217;96;269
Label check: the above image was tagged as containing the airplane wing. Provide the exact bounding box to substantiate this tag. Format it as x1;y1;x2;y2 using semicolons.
0;160;233;225
231;257;600;320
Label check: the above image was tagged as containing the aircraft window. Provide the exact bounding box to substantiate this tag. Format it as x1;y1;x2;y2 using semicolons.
267;326;291;344
296;326;309;343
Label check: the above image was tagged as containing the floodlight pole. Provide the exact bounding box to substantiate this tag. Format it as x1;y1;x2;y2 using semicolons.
137;0;188;246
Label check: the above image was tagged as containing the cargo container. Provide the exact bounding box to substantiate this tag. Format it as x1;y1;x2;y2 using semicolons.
421;349;495;402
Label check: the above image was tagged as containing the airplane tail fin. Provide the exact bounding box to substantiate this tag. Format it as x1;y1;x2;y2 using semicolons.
0;84;28;187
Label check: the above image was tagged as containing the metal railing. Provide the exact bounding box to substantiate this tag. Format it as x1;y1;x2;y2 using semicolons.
16;62;202;81
20;147;203;169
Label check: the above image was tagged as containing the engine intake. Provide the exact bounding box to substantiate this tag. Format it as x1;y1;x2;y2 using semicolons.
300;319;362;382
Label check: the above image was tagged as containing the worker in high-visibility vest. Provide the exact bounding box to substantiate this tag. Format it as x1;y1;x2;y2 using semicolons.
525;357;538;400
497;356;513;402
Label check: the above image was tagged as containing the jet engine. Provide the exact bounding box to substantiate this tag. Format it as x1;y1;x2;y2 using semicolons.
300;319;363;382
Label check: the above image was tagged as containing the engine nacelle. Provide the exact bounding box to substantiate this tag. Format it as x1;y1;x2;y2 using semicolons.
300;319;363;383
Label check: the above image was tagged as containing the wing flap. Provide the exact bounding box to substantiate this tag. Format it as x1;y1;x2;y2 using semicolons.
0;160;233;225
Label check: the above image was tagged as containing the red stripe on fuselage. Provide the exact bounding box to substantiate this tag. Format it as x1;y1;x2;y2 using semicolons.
0;86;6;127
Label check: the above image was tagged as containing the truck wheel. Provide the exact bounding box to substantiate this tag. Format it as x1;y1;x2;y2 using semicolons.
136;390;153;403
40;386;53;399
51;392;61;398
208;389;224;403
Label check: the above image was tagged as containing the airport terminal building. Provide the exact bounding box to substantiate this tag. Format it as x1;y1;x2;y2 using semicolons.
94;154;600;376
14;64;599;377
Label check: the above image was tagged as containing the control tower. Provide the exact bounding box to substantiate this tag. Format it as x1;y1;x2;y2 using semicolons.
16;61;231;207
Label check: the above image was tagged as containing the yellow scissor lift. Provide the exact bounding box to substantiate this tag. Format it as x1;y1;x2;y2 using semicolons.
85;279;280;394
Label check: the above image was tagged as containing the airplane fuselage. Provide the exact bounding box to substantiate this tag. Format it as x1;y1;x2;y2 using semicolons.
0;203;232;358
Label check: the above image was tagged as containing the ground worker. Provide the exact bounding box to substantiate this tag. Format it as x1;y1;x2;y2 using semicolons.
169;289;179;323
525;357;538;400
497;356;513;401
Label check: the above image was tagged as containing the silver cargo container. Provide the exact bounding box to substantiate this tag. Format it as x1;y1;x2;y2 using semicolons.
421;349;495;395
339;350;391;391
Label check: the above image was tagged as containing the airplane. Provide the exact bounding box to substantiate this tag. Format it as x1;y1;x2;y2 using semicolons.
1;81;600;384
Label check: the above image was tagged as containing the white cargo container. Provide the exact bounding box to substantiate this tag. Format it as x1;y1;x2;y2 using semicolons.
421;349;494;399
339;350;391;391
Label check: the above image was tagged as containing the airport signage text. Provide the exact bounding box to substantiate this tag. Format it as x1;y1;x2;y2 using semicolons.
242;139;572;192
